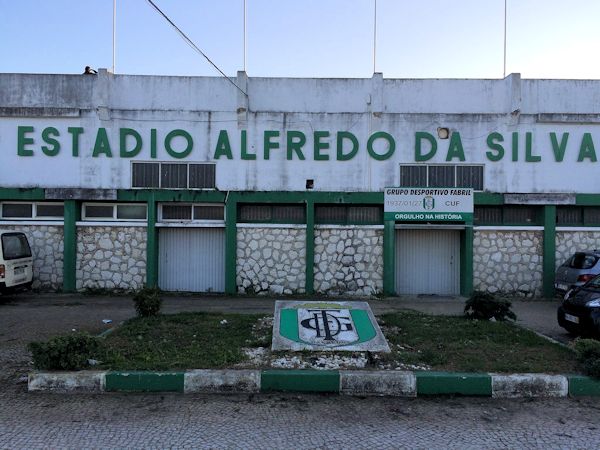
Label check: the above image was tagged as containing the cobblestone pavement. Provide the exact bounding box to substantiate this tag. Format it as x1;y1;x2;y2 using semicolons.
1;293;595;449
1;388;600;449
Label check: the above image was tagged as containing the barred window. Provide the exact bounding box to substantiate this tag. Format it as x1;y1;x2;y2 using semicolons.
160;204;224;222
238;204;305;224
474;205;541;226
400;164;483;190
132;162;215;189
315;205;382;225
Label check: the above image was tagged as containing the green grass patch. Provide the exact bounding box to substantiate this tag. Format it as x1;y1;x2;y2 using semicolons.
98;312;270;371
380;311;579;374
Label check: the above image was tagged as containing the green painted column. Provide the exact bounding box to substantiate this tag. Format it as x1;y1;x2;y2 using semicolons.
225;193;238;294
383;220;395;296
62;200;79;293
460;224;474;296
305;199;315;295
543;205;557;298
146;194;158;288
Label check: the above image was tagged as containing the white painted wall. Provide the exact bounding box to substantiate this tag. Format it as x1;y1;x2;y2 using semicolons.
2;72;600;193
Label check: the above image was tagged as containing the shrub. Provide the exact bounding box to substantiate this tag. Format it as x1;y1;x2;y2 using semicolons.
464;291;517;321
28;332;100;370
574;338;600;377
132;287;162;317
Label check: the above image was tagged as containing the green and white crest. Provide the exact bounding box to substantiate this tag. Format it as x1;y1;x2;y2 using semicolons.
272;300;390;352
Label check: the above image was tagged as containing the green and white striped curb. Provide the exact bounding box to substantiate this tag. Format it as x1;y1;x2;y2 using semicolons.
28;370;600;397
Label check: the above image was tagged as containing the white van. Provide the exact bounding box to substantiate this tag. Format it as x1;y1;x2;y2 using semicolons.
0;230;33;293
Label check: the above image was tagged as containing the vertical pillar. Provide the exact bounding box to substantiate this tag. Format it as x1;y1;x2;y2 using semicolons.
543;205;556;298
225;193;238;294
460;225;474;296
146;194;158;288
62;200;79;293
383;220;395;296
305;199;315;295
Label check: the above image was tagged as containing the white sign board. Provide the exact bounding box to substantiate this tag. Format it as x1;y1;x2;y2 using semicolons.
384;187;474;222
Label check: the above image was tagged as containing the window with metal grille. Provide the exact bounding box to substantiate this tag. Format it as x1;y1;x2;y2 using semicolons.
189;164;216;189
456;166;484;190
315;205;382;225
238;204;306;224
429;166;455;187
132;162;159;188
132;162;215;189
557;206;583;226
474;206;502;225
160;204;224;222
161;163;187;189
400;164;483;190
475;205;541;225
399;165;427;187
583;207;600;226
193;205;224;221
556;206;600;226
162;205;192;221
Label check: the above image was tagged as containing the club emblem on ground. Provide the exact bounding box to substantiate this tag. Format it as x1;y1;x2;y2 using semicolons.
272;300;390;352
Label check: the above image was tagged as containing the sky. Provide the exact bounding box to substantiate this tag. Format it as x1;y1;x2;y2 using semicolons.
1;0;600;79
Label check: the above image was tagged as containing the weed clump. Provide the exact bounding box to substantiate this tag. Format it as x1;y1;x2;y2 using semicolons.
464;291;516;321
574;338;600;378
132;287;162;317
28;332;100;370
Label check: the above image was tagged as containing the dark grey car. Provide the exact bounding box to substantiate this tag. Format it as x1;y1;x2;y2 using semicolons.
555;251;600;296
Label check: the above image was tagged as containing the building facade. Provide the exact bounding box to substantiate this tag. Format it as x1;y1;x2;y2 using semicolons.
2;70;600;297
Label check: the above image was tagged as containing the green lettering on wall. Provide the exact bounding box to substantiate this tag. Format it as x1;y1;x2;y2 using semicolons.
264;130;280;160
68;127;84;157
367;131;395;160
165;129;193;159
120;128;142;158
150;129;157;159
41;127;60;156
511;132;519;161
92;128;113;158
337;131;359;161
525;132;541;162
214;130;233;160
578;133;597;162
314;131;330;161
445;132;465;161
415;131;436;161
286;131;306;160
17;126;35;156
550;132;568;162
486;132;504;161
241;130;255;160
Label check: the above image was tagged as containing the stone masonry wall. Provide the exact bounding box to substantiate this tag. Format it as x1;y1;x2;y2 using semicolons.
0;224;64;291
556;231;600;269
236;227;306;295
76;226;147;291
473;230;543;297
314;227;383;296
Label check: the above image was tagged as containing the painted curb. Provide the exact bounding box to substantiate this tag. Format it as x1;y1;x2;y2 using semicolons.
28;371;106;393
28;370;600;397
184;369;260;393
261;370;339;393
568;375;600;396
105;371;184;392
491;374;568;398
416;371;492;396
340;370;416;397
